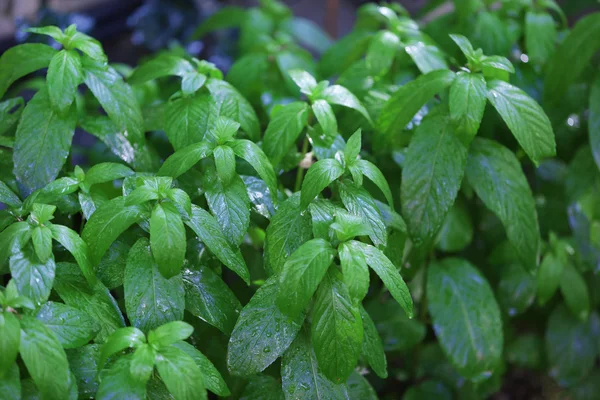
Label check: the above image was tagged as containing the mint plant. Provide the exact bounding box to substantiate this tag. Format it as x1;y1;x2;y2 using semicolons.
1;0;600;398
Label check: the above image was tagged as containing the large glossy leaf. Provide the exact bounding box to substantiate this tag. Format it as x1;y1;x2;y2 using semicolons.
183;263;241;335
128;54;194;85
277;238;336;317
82;197;145;266
13;87;76;195
401;107;468;246
124;238;184;332
449;72;487;139
263;102;309;166
377;70;455;145
405;39;449;74
525;11;556;65
185;205;250;284
165;93;214;150
10;245;56;306
54;263;126;342
320;85;372;124
36;301;100;348
19;315;70;399
0;312;20;377
150;202;186;278
544;13;600;104
158;141;214;178
205;174;251;247
465;138;540;272
366;30;400;77
311;268;363;383
338;181;387;247
300;159;345;209
66;344;100;397
156;346;207;400
228;276;305;376
47;49;82;113
49;223;95;285
281;330;349;400
546;305;600;386
486;80;555;165
265;193;313;276
338;241;370;304
172;342;230;397
0;43;56;98
83;58;144;144
0;364;20;400
427;258;503;379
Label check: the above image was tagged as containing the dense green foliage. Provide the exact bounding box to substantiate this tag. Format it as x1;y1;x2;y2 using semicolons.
1;0;600;398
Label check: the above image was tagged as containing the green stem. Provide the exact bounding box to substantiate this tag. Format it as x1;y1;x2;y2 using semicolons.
294;137;310;193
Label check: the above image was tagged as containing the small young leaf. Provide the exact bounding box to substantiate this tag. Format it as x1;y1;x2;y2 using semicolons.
129;344;155;383
83;162;133;188
49;224;95;284
229;139;279;198
537;252;564;305
262;102;309;166
124;238;185;333
277;238;336;317
449;72;487;139
449;34;477;62
128;54;195;85
319;85;372;124
338;241;370;303
312;268;363;383
355;160;394;207
150;202;186;278
172;342;230;396
360;305;387;378
47;49;82;113
288;69;317;95
338;181;387;247
312;99;338;140
214;145;237;186
158;141;214;178
31;226;52;263
148;321;194;347
99;327;146;369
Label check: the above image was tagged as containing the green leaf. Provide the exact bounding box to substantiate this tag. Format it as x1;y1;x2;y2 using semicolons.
230;139;279;198
130;344;155;383
10;246;56;306
49;223;96;284
0;97;23;136
185;205;250;284
82;197;145;266
544;13;600;104
97;356;146;400
66;344;100;397
360;305;387;378
281;330;349;399
286;17;333;54
83;162;134;188
505;334;543;370
537;252;564;305
0;180;21;209
167;188;192;218
64;30;106;61
405;39;449;74
54;263;126;342
240;375;285;400
312;268;363;383
0;364;20;400
19;315;70;399
366;30;400;77
226;54;269;99
300;159;345;209
449;72;487;139
338;241;370;303
158;141;214;178
13;86;76;195
546;305;600;386
213;145;237;186
486;80;555;165
148;321;193;347
210;116;240;144
150;202;186;279
377;70;455;143
99;327;146;369
338;180;387;247
312;99;338;140
277;238;335;317
560;264;590;321
36;301;100;348
47;49;82;113
0;43;56;98
191;6;246;39
205;174;251;247
183;264;241;336
403;380;452;400
206;78;260;142
265;193;313;276
128;54;194;85
465;138;540;272
355;159;394;207
525;11;556;65
228;276;305;376
124;238;185;333
31;226;52;263
288;70;317;95
0;312;20;377
401;107;468;246
320;85;372;124
590;75;600;170
172;341;230;397
263;102;309;166
427;258;503;379
497;263;536;317
319;31;374;77
26;25;66;42
83;58;144;144
165;93;214;150
449;33;477;62
348;240;413;317
436;198;473;252
0;222;31;265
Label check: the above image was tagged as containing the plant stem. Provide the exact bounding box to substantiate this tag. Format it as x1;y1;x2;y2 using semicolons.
294;137;309;193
